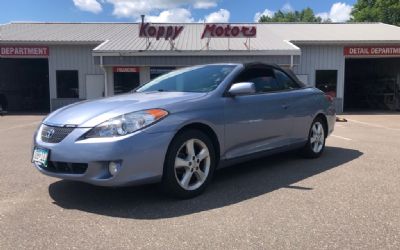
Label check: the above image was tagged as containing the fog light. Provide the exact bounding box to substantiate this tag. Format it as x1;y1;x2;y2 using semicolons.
108;162;121;176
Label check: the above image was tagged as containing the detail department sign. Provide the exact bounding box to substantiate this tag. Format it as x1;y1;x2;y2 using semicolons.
0;46;49;57
344;46;400;56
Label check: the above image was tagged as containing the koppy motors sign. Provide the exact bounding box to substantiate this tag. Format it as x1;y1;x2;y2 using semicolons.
139;23;257;40
201;24;257;39
139;23;184;40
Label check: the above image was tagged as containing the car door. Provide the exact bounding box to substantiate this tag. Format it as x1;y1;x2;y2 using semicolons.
223;66;293;159
273;69;314;144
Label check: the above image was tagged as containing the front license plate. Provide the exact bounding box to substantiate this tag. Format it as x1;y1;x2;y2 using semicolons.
32;147;49;168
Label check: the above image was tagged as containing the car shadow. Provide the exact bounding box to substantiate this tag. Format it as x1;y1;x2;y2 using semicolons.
49;146;362;219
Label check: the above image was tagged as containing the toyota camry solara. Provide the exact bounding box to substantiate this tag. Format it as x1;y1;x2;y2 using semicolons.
32;63;335;198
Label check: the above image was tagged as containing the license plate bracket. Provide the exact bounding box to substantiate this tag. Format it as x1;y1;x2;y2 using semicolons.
32;147;50;168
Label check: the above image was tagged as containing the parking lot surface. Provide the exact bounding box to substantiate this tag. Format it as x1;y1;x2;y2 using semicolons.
0;113;399;249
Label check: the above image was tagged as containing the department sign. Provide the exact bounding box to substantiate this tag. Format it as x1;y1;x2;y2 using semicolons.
0;46;49;57
344;46;400;56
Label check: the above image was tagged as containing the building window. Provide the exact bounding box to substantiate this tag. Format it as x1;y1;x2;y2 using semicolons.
113;67;140;95
150;67;175;80
56;70;79;98
315;70;338;97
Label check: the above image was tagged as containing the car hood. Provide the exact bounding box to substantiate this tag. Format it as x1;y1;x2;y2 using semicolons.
44;91;206;127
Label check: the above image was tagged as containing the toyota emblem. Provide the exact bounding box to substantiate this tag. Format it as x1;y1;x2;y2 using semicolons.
44;128;55;139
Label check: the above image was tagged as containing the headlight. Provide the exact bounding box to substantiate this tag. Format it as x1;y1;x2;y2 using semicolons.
84;109;168;138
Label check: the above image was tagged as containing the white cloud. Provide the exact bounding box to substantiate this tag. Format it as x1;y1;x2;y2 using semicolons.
193;0;217;9
202;9;230;23
106;0;147;18
73;0;102;13
281;3;294;13
254;8;274;22
253;3;294;22
329;2;352;22
316;12;329;21
144;8;194;22
143;8;229;23
105;0;219;18
72;0;224;23
317;2;353;22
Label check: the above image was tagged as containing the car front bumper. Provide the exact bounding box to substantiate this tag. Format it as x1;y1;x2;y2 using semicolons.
32;124;175;187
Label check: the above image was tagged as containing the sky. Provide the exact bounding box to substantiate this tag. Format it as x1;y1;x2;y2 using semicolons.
0;0;357;24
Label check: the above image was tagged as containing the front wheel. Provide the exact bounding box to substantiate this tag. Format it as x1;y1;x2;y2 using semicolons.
162;129;216;199
301;118;326;158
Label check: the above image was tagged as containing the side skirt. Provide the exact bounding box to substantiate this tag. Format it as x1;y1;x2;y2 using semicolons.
218;141;307;169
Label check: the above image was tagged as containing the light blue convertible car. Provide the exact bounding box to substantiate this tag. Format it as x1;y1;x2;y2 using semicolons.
32;63;335;198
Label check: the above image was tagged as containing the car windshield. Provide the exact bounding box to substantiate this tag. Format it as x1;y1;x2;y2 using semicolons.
136;65;236;93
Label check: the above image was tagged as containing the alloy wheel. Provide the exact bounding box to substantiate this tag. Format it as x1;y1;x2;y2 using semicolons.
310;122;325;153
174;139;211;191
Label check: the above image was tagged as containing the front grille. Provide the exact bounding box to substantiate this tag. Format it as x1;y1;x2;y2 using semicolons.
41;125;75;143
45;161;88;174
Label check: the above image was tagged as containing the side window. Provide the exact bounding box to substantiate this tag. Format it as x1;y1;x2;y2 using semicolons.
234;68;283;93
274;69;300;90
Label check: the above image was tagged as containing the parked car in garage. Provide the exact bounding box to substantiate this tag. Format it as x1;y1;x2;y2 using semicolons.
32;63;336;198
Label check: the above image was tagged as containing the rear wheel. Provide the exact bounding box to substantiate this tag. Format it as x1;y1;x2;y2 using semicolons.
162;130;216;198
301;117;326;158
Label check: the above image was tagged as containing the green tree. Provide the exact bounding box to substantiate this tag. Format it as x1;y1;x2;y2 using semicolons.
301;8;319;22
259;15;273;22
258;7;324;23
351;0;400;25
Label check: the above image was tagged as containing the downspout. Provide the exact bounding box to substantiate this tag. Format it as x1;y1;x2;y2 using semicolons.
99;55;108;97
290;55;294;69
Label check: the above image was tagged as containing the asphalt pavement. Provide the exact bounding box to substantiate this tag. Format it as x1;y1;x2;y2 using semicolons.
0;113;399;249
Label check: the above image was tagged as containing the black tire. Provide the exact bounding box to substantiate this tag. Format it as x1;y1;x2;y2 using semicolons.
301;117;327;158
162;129;216;199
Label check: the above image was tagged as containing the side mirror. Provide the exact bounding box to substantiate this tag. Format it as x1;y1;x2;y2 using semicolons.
228;82;256;96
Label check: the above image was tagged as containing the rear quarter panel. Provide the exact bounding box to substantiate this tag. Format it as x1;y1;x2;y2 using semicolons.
289;87;335;143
